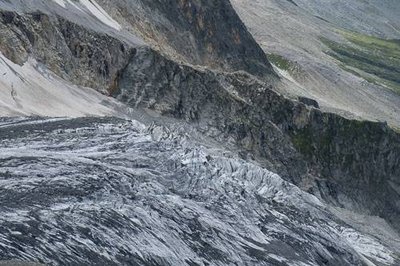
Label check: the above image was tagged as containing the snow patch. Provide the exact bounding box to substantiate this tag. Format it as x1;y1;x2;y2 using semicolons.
52;0;121;30
80;0;121;30
52;0;66;8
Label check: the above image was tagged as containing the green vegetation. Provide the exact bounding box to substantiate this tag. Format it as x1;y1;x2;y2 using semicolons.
320;30;400;94
291;127;314;157
267;53;295;72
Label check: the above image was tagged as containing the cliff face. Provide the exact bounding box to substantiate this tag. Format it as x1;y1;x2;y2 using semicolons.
0;0;275;96
1;0;398;239
96;0;275;77
0;11;133;93
0;0;399;265
109;44;400;233
292;111;400;228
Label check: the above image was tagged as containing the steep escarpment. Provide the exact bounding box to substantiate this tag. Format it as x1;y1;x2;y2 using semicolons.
96;0;275;77
291;111;400;229
0;10;134;93
112;47;301;178
0;0;276;103
112;47;400;232
0;0;399;264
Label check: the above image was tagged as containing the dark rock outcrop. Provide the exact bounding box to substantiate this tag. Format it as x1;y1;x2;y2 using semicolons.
112;46;400;231
291;111;400;229
0;0;277;91
298;96;319;108
97;0;275;77
0;10;134;92
1;0;398;233
0;0;399;264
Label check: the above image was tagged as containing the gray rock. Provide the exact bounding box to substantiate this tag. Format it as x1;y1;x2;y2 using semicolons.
0;262;44;266
0;1;399;265
96;0;276;77
112;47;400;233
298;96;319;109
0;10;136;93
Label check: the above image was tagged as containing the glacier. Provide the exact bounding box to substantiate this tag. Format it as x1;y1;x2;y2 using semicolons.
0;117;398;265
0;0;399;265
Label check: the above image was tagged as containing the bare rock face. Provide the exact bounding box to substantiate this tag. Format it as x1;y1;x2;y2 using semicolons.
298;96;319;109
0;0;399;265
0;0;276;92
0;10;134;93
97;0;276;77
111;46;400;234
0;12;30;65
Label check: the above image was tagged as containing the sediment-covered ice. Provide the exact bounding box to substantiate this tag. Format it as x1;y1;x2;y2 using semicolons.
0;117;397;265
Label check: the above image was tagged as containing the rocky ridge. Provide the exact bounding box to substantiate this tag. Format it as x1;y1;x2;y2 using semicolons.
0;0;399;265
111;47;400;232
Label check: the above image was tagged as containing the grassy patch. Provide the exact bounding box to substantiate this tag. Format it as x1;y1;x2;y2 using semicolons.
320;30;400;94
267;53;296;72
291;127;314;157
336;63;400;93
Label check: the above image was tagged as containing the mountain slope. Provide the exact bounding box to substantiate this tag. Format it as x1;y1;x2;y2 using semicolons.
0;0;399;265
293;0;400;38
0;52;127;117
231;0;400;126
0;0;276;117
95;0;275;76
